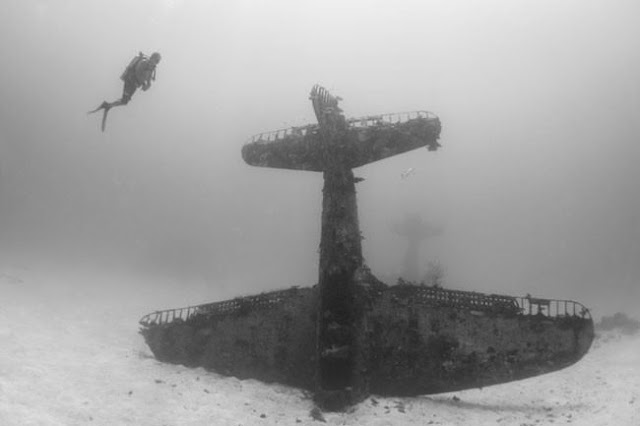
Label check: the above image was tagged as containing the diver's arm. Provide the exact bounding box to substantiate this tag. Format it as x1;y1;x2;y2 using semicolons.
140;71;153;90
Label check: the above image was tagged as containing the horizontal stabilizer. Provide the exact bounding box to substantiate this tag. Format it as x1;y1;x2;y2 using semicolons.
242;125;323;171
242;112;442;172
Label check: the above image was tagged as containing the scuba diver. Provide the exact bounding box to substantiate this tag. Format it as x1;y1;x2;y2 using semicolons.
89;51;161;132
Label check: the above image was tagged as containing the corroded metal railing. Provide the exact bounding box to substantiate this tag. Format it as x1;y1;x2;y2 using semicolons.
245;111;439;144
346;111;438;128
515;296;591;319
246;124;318;144
139;285;591;328
139;306;199;326
391;285;520;314
390;286;591;319
139;287;304;327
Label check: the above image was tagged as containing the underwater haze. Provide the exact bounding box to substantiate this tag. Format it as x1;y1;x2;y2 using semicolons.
2;1;640;425
1;0;639;322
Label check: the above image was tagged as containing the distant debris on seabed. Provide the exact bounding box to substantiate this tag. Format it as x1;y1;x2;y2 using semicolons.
310;407;326;422
0;272;23;284
596;312;640;335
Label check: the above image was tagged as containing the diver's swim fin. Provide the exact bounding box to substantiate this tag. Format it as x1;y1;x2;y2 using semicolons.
88;101;109;114
87;101;111;131
101;107;110;132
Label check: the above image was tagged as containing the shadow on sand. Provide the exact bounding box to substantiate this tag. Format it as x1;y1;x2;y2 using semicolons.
417;395;587;414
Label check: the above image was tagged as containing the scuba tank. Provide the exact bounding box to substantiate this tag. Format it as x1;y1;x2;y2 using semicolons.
120;52;146;81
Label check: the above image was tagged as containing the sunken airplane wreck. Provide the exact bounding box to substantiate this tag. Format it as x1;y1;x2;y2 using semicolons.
139;85;594;411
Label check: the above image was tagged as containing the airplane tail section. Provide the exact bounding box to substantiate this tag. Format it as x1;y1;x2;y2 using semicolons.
242;111;441;172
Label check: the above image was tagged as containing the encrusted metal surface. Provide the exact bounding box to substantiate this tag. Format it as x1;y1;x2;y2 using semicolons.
140;285;590;328
139;284;594;397
241;111;441;172
139;287;306;327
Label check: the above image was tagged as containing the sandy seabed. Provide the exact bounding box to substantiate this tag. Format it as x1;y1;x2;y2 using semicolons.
1;261;638;426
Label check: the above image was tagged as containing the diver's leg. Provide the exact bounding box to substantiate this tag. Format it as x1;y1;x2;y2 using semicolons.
101;107;110;132
102;94;130;110
107;99;125;108
90;80;134;114
93;82;136;131
118;81;136;107
99;92;132;131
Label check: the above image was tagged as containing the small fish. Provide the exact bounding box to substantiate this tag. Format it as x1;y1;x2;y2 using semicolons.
401;167;415;179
